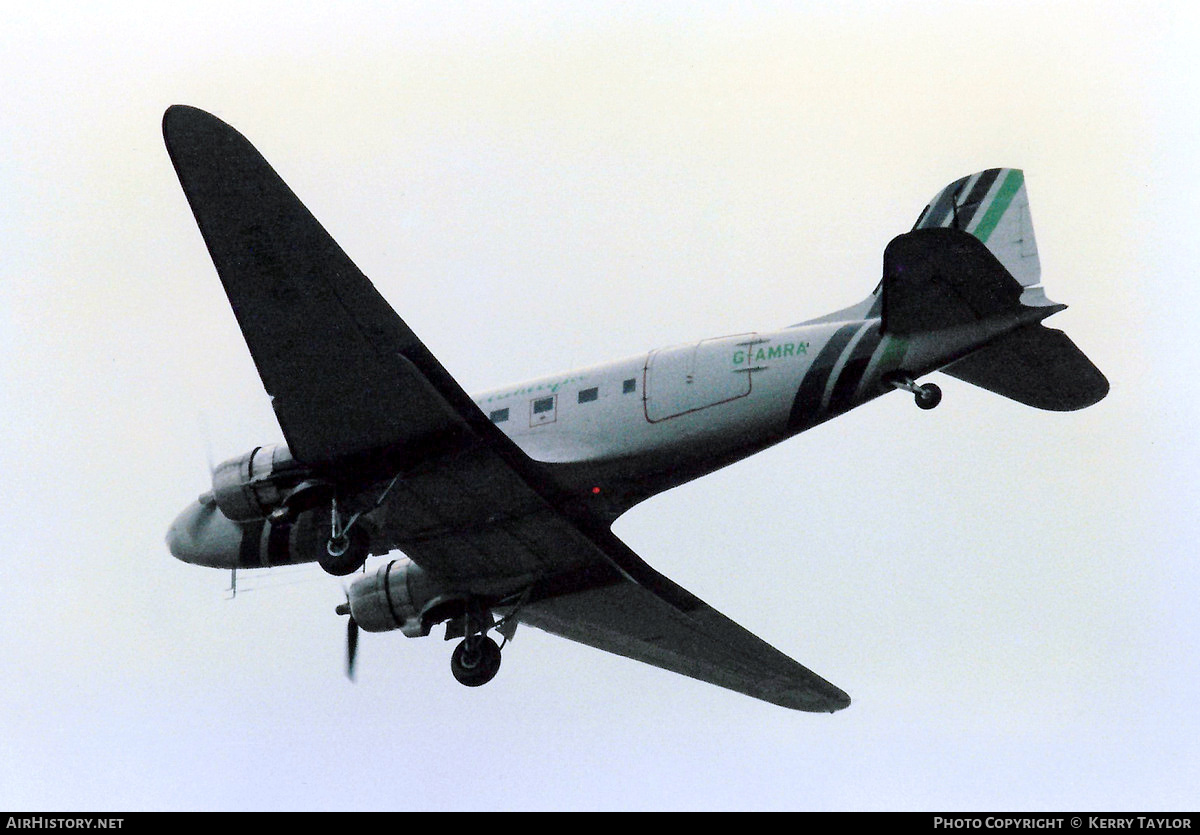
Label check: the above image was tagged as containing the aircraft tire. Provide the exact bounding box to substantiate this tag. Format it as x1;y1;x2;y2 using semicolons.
451;635;502;687
915;383;942;410
318;526;370;576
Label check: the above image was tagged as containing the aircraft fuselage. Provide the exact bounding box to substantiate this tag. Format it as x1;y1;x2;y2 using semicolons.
497;307;1046;518
167;303;1046;578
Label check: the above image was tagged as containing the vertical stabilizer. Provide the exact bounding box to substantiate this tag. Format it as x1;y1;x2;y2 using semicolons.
913;168;1047;304
793;168;1048;328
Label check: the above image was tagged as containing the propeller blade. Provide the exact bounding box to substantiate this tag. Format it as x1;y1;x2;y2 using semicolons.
346;616;359;681
197;411;216;475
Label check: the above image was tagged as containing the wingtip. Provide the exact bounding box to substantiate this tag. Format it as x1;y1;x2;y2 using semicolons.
162;105;229;144
816;687;851;713
163;104;196;144
163;103;195;127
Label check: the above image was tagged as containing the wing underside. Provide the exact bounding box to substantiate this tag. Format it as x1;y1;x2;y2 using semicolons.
164;105;849;712
519;577;850;712
376;447;850;712
164;104;475;472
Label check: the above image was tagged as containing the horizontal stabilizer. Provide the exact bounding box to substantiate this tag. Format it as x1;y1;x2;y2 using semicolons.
881;227;1036;335
792;168;1041;330
942;324;1109;411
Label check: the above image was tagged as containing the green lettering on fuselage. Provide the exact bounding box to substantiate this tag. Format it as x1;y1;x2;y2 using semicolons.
733;341;808;366
482;375;588;403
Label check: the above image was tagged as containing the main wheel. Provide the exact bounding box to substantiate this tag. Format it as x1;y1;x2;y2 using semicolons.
318;525;370;576
915;382;942;410
451;635;502;687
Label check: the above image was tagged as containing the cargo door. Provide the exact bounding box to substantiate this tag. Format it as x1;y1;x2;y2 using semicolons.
644;335;753;422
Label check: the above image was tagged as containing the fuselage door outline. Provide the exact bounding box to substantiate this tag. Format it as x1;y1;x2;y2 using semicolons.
643;334;756;423
529;393;558;427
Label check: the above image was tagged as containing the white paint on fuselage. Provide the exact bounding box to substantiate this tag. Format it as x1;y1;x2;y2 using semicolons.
471;321;850;473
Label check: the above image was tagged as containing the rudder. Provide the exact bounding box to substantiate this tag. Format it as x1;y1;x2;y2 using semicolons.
913;167;1041;292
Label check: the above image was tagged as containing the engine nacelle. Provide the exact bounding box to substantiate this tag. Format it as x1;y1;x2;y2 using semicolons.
346;559;455;638
169;497;345;570
211;444;303;522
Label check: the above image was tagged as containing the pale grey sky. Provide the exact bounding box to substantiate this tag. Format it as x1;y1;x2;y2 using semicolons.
1;1;1196;811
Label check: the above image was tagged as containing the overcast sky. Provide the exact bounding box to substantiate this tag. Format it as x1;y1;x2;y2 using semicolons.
1;1;1196;811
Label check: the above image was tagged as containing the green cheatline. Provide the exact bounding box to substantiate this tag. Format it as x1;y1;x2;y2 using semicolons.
877;333;908;371
972;169;1024;244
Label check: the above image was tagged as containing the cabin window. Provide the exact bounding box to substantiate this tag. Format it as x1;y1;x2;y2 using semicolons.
489;408;509;423
532;396;555;414
578;387;598;403
623;378;637;394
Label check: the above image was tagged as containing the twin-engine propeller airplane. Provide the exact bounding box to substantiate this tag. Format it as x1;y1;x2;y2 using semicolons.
164;105;1107;712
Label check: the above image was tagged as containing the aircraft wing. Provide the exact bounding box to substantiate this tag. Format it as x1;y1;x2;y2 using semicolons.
362;447;851;711
163;105;849;712
164;104;475;472
520;585;849;712
516;525;851;712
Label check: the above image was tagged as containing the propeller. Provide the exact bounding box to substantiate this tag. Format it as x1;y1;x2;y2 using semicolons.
196;410;217;476
336;599;359;681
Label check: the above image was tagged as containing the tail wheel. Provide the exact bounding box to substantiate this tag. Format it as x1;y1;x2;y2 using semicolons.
885;373;942;411
451;634;502;687
915;383;942;410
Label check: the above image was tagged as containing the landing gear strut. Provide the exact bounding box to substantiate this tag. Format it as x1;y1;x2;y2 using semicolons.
317;498;370;576
445;595;525;688
886;373;942;410
316;476;404;576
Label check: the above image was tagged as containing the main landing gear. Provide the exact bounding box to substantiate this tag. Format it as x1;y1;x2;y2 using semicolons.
318;497;372;576
335;566;526;689
450;634;503;687
886;373;942;410
447;595;525;688
320;525;370;576
317;476;404;576
337;596;510;688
